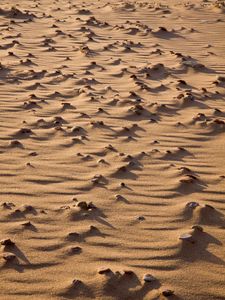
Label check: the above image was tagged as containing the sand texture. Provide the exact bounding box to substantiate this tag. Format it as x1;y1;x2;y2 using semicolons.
0;0;225;299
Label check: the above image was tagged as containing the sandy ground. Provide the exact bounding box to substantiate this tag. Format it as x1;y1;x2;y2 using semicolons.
0;0;225;299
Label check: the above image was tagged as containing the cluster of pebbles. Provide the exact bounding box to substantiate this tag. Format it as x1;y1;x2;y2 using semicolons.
0;0;224;299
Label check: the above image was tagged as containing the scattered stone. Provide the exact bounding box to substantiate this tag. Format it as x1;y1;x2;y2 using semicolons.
186;202;199;209
71;279;82;288
1;239;15;246
192;225;203;232
77;201;88;210
143;274;156;282
89;225;98;232
162;290;174;297
137;216;145;221
123;270;134;275
2;253;16;262
98;268;112;274
69;246;82;254
179;233;193;241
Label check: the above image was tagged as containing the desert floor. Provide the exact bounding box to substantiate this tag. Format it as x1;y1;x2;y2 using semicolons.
0;0;225;299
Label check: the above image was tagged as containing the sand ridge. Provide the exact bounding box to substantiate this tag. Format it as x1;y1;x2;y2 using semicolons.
0;0;225;299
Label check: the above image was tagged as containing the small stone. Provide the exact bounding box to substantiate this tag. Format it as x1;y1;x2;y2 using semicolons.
1;239;15;246
179;233;192;241
115;194;123;201
14;209;22;215
87;202;96;210
23;205;34;212
137;216;145;221
3;253;16;262
91;178;99;184
29;152;38;156
178;147;185;151
192;225;203;232
186;202;199;209
162;289;174;297
98;268;112;274
91;174;103;184
22;221;32;227
67;232;80;240
1;202;14;209
77;201;88;210
128;161;136;167
143;274;156;282
114;271;121;278
118;166;127;172
98;159;106;163
124;270;134;275
105;144;114;151
10;140;22;147
72;279;82;287
89;225;98;232
69;246;82;254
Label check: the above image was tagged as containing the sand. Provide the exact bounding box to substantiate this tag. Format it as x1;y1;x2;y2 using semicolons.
0;0;225;299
